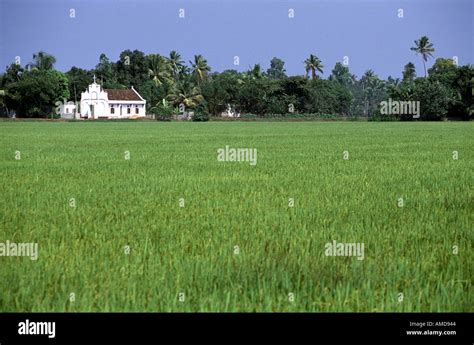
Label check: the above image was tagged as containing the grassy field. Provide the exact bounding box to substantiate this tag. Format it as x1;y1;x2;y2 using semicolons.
0;121;472;312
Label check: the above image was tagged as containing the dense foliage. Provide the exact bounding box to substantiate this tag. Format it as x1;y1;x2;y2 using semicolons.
0;37;472;120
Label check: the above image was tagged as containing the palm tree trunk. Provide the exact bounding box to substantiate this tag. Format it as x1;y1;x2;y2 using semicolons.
423;60;427;77
312;69;316;80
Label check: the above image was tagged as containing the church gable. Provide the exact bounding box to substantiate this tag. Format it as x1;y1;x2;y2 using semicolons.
84;82;107;101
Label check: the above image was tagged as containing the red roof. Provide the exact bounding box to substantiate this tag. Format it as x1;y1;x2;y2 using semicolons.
105;89;142;101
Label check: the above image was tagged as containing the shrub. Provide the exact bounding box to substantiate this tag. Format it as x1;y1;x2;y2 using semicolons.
192;102;210;122
151;99;177;121
240;113;341;120
240;113;258;119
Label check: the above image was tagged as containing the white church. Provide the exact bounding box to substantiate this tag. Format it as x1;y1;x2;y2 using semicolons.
61;76;146;119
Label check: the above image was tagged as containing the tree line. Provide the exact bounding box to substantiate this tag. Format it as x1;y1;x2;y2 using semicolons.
0;36;472;120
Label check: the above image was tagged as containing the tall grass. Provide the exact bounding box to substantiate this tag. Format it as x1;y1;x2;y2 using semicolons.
0;121;472;312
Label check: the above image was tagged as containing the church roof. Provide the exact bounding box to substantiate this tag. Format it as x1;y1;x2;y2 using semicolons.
105;89;143;101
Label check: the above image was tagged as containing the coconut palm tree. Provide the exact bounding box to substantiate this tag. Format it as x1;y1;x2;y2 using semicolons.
30;51;56;70
167;50;185;80
147;54;171;87
360;70;383;117
190;55;211;85
410;36;435;77
402;62;416;82
248;64;264;80
387;76;400;87
304;54;324;80
167;76;204;109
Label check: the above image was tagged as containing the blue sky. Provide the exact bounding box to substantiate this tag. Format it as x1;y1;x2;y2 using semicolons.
0;0;472;79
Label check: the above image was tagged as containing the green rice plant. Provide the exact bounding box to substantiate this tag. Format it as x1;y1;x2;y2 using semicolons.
0;121;472;312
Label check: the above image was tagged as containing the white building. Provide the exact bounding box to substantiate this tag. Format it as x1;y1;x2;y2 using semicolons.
61;76;146;119
220;104;240;118
59;101;77;119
